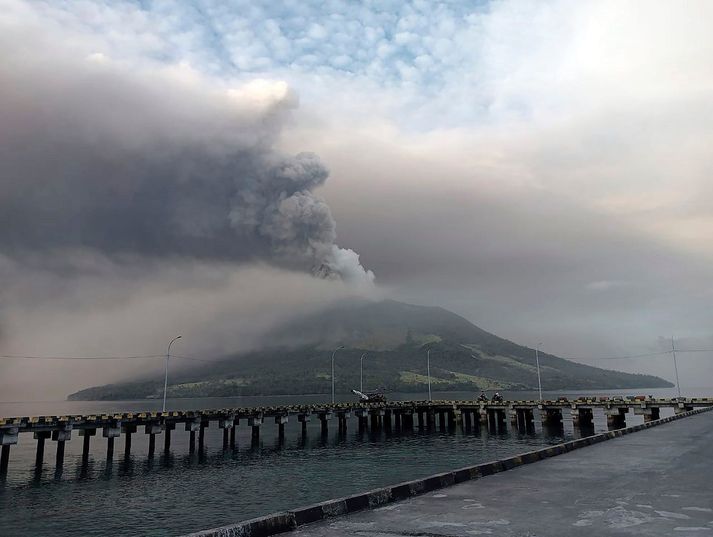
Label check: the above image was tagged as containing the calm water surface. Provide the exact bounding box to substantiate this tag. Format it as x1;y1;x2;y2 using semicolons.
0;387;701;537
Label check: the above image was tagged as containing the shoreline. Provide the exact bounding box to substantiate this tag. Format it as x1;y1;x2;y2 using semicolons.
64;384;676;403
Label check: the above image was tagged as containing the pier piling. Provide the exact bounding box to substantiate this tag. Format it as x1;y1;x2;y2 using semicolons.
185;420;199;453
79;428;95;462
145;423;162;457
34;431;49;467
51;426;71;469
540;408;563;426
248;416;262;440
573;407;595;428
298;414;310;436
199;421;208;451
103;423;120;461
605;407;627;429
275;415;288;440
122;423;136;457
0;445;9;475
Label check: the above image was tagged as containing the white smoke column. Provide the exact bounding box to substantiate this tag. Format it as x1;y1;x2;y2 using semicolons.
325;246;376;286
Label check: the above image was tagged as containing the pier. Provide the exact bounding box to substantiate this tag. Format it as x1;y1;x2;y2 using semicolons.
284;407;713;537
0;396;709;477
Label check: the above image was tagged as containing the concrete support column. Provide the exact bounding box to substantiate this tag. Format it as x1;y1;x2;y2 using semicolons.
51;427;72;469
55;441;65;469
427;409;436;428
248;416;263;440
573;407;594;428
198;420;208;451
383;410;392;432
145;423;162;457
184;419;200;454
540;408;563;425
516;409;535;430
438;411;446;430
34;431;50;467
487;409;497;431
103;423;120;461
369;409;384;431
0;445;10;476
317;413;331;435
275;415;288;439
496;409;506;430
230;418;238;448
447;409;457;429
106;437;115;461
122;424;137;458
219;417;234;450
355;409;368;432
635;406;661;423
79;428;96;463
605;407;626;429
675;404;694;415
487;409;506;431
298;414;310;435
163;423;175;453
401;410;414;430
509;407;518;426
336;412;349;435
479;407;488;425
463;410;473;431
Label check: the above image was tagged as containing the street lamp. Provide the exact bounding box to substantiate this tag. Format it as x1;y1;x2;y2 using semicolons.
360;352;368;393
534;342;543;401
426;348;432;402
163;335;182;412
671;336;681;398
331;345;344;404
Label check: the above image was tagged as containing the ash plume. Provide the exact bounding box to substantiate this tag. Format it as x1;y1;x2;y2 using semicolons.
0;25;374;286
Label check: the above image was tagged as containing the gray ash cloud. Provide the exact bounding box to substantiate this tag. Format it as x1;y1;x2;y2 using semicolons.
0;39;374;284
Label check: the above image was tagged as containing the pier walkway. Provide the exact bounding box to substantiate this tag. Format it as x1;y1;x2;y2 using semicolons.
293;409;713;536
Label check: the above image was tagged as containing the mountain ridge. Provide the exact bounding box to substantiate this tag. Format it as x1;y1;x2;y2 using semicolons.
68;299;672;400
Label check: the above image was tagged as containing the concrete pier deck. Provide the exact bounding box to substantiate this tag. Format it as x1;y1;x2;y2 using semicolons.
294;410;713;537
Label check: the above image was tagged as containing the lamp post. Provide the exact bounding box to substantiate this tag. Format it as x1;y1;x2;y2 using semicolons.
535;343;543;401
163;335;182;412
671;336;681;398
331;345;344;404
360;352;367;393
427;348;432;402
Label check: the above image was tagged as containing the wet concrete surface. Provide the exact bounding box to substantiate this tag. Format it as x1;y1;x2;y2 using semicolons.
294;411;713;536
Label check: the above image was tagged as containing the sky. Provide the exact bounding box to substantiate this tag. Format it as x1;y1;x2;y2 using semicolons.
1;0;712;400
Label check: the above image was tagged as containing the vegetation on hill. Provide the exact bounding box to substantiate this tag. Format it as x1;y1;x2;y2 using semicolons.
68;299;672;400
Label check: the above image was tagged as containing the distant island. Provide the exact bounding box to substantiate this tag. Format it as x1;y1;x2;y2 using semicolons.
68;299;672;401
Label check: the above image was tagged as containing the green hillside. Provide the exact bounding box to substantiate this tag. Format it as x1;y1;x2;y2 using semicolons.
68;299;672;400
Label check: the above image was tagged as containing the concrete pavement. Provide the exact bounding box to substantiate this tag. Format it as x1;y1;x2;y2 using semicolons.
293;411;713;536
